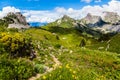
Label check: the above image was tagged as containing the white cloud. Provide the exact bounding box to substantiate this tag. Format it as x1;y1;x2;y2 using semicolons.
0;6;20;18
0;0;120;23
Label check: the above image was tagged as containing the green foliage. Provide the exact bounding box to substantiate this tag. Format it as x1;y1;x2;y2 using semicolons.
98;33;114;41
0;19;8;28
34;64;45;73
0;32;32;57
0;56;36;80
54;44;61;48
0;42;5;53
7;28;18;32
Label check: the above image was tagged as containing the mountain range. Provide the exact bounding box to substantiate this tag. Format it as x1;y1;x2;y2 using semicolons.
1;11;120;34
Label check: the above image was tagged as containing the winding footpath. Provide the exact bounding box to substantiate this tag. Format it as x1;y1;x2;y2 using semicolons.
28;54;61;80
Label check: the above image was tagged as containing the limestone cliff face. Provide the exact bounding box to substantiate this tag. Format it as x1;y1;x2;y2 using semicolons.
5;12;30;29
102;12;120;24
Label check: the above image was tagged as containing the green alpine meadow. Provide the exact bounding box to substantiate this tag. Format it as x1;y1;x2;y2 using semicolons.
0;0;120;80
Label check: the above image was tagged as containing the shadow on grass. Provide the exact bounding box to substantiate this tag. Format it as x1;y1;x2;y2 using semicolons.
41;26;80;35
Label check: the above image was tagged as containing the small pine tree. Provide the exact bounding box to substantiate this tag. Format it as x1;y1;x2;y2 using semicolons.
79;39;86;47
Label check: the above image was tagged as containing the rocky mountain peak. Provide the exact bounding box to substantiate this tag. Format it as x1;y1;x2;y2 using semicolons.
61;15;75;22
86;13;92;19
62;15;70;19
56;15;75;25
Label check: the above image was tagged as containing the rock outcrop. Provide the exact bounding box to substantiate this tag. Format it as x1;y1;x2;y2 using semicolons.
4;12;30;29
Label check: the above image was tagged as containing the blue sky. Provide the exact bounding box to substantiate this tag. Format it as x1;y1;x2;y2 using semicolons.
0;0;120;23
0;0;108;10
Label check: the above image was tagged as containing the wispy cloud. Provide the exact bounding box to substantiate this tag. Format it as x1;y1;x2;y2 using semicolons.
0;6;20;18
81;0;92;3
81;0;102;3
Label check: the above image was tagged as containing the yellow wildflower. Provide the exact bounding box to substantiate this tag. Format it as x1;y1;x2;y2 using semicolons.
66;64;70;68
74;76;78;79
73;71;76;74
59;66;62;68
72;75;75;78
42;76;46;79
49;74;51;77
69;69;72;72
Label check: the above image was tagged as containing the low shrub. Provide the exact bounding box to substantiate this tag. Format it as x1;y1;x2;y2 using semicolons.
0;57;36;80
0;32;33;57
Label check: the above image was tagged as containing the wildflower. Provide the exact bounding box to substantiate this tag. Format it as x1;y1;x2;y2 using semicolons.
49;74;51;77
59;75;62;78
69;69;72;72
74;76;78;79
66;64;70;68
42;76;46;79
73;71;76;74
52;64;55;67
72;75;75;78
59;66;62;68
96;78;100;80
